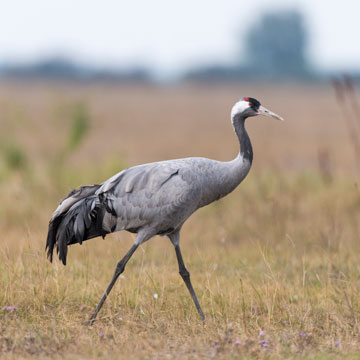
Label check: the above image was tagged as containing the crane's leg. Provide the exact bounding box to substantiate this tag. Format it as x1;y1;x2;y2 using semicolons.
169;232;205;321
88;243;139;325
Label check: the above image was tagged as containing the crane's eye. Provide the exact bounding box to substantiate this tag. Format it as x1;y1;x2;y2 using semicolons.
248;102;254;108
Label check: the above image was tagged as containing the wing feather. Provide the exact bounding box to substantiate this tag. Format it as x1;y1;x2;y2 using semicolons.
96;160;202;233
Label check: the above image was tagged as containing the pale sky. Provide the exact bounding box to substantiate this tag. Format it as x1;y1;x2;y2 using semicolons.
0;0;359;78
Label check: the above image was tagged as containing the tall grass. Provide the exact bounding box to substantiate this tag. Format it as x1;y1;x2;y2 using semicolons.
1;170;360;359
0;83;360;359
332;75;360;173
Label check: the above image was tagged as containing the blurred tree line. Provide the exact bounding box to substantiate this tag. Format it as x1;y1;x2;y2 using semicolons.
0;57;151;83
245;10;308;78
186;9;312;81
0;9;346;82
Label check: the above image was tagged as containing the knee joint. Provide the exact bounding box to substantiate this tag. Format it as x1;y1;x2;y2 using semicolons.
179;269;190;279
115;261;125;274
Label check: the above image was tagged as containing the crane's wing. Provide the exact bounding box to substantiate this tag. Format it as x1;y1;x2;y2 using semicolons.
46;159;202;264
95;160;201;233
97;161;182;195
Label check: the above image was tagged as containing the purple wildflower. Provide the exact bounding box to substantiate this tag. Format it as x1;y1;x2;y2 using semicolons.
2;306;17;312
259;331;266;337
213;344;221;353
258;339;269;348
235;339;241;346
299;332;306;338
99;333;105;338
335;341;340;347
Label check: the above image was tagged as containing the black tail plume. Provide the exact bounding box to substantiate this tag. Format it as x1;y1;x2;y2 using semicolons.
46;184;102;265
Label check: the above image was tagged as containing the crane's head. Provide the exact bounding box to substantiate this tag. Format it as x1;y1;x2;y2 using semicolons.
231;97;284;121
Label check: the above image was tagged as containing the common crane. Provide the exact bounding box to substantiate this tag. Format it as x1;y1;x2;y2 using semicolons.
46;97;283;324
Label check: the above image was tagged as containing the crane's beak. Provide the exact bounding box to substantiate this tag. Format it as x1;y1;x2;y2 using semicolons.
257;105;284;121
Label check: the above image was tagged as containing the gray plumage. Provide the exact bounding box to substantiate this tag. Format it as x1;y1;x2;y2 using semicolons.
46;96;283;324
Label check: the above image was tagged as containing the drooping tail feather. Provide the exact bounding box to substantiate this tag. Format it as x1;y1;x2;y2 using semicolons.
46;184;102;265
46;216;62;263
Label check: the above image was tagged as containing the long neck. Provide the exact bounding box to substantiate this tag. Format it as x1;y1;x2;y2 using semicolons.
197;113;253;207
232;114;253;164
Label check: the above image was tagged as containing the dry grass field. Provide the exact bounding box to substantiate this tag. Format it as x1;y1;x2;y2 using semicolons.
1;81;360;359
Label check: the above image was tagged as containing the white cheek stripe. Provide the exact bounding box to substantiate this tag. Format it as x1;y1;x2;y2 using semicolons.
231;100;249;123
